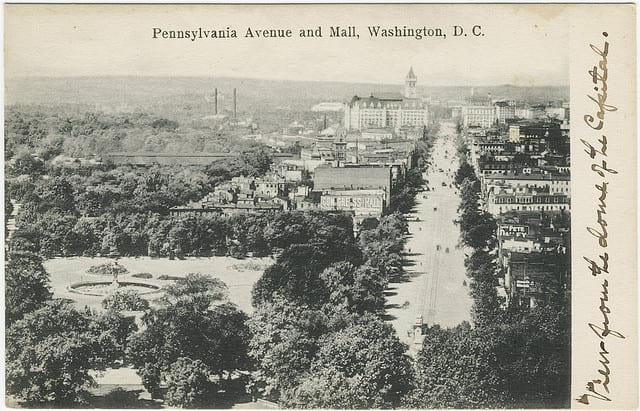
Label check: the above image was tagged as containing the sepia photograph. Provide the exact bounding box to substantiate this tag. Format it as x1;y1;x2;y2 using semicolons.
3;3;637;410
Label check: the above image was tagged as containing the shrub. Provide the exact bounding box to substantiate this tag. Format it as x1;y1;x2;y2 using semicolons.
132;272;153;279
163;358;214;408
102;290;149;312
158;275;182;281
231;262;267;272
87;262;129;278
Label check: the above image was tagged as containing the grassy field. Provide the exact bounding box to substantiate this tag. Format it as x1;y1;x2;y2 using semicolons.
44;256;273;314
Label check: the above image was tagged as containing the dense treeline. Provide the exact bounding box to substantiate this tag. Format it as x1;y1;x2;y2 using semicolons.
7;149;276;258
10;207;370;259
4;108;271;161
388;167;426;215
404;156;570;409
388;125;435;214
5;107;275;259
247;212;414;408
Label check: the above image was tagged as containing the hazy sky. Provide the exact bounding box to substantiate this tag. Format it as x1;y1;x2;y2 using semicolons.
5;4;569;86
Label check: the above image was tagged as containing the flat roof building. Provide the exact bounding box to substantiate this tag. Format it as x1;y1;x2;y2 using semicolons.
314;164;391;190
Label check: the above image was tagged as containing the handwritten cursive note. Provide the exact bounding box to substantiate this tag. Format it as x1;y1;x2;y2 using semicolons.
576;31;625;406
583;32;618;131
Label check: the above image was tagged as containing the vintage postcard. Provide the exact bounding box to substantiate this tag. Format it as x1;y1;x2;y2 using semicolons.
3;3;637;409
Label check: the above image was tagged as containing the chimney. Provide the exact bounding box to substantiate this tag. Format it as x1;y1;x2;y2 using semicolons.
214;88;218;115
355;138;359;164
233;88;237;119
323;114;327;130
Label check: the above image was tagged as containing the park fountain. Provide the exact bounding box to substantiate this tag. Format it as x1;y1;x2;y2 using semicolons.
68;262;161;297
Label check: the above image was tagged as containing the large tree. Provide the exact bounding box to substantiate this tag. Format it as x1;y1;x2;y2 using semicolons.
35;176;76;212
5;251;52;324
319;262;386;315
163;357;215;409
90;309;139;364
8;151;45;176
491;304;571;408
406;309;570;409
284;315;412;409
227;213;270;257
128;298;250;398
247;297;331;399
455;158;478;187
359;212;407;280
6;300;118;404
405;322;511;409
252;242;362;308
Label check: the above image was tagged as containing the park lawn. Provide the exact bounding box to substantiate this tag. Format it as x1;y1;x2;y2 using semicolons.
44;256;273;314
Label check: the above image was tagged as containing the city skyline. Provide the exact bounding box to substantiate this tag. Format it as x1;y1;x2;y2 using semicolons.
4;72;570;88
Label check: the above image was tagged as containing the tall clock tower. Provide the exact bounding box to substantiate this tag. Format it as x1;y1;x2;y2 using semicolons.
404;67;417;99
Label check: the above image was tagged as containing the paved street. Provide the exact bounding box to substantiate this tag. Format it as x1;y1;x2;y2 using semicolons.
385;121;472;352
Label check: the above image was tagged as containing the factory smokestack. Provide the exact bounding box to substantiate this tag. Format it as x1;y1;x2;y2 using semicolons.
214;88;218;115
233;88;237;119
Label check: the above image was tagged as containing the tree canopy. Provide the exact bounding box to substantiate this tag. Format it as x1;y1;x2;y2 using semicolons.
163;357;215;409
5;251;52;324
247;297;332;398
128;292;250;398
283;315;412;409
6;300;128;404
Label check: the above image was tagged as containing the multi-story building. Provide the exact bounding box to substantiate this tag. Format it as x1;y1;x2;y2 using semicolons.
344;68;429;131
314;164;392;205
462;105;496;128
508;121;568;155
509;121;562;142
483;171;571;197
169;195;286;217
319;189;386;218
515;107;534;119
229;175;286;197
462;95;496;128
486;187;570;215
502;250;568;308
360;128;395;141
494;101;516;124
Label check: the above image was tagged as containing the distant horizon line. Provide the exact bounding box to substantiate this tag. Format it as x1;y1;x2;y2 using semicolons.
5;74;570;89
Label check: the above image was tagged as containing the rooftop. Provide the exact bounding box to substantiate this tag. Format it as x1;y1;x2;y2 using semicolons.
348;94;426;109
406;66;417;80
484;172;570;181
